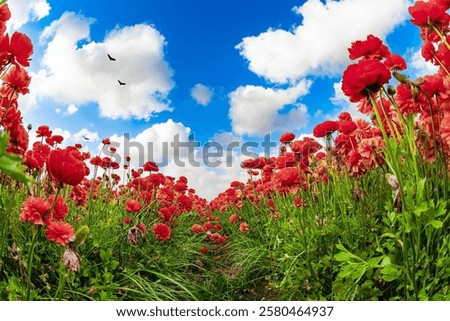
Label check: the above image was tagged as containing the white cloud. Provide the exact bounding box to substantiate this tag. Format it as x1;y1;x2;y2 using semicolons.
102;119;247;200
65;103;78;115
330;82;368;121
72;128;99;144
408;48;439;78
229;80;311;136
6;0;51;31
236;0;412;83
191;83;214;106
28;11;174;120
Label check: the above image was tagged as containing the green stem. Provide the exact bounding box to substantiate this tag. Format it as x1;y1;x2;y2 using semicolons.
25;225;41;300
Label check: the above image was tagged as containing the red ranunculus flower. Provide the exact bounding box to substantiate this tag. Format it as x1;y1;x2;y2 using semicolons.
125;199;142;213
153;223;171;241
47;195;69;221
239;222;249;233
3;65;31;95
9;32;33;67
348;34;390;61
47;148;86;186
19;196;51;225
36;125;52;138
46;221;75;246
191;224;204;234
279;132;295;143
342;59;391;103
409;1;450;30
313;120;339;138
276;167;300;187
143;161;159;172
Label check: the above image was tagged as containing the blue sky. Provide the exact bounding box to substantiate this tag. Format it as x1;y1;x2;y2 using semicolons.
9;0;437;199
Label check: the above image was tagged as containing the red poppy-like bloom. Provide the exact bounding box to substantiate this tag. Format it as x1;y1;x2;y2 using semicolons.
384;54;407;71
200;247;209;254
338;120;358;134
442;113;450;148
36;125;52;138
342;59;391;103
6;32;33;67
348;34;390;61
47;149;86;186
191;224;204;234
47;195;68;221
294;196;303;208
19;196;51;225
153;223;171;241
143;161;159;172
3;65;31;95
276;167;300;187
279;132;295;143
313;120;339;138
239;222;249;233
409;1;450;29
229;213;238;224
101;138;111;145
125;199;142;213
0;4;11;34
123;217;132;224
46;221;75;246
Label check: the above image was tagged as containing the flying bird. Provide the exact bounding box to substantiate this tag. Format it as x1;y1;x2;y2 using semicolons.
82;135;89;141
118;80;126;86
107;54;116;61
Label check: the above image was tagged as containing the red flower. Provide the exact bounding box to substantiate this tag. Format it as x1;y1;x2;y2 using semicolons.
153;223;171;241
143;161;159;172
313;120;339;138
7;32;33;67
384;54;407;71
200;247;209;254
102;138;111;145
228;213;238;224
125;199;142;213
19;196;51;225
46;222;75;246
36;125;52;138
279;132;295;143
47;149;86;187
276;167;300;187
294;196;303;208
342;59;391;103
348;34;390;61
239;222;249;233
191;224;204;234
0;4;11;34
338;120;358;134
123;217;132;224
3;65;31;95
47;195;68;221
409;1;450;30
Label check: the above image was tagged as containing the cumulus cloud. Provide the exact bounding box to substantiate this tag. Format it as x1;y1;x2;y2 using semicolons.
28;11;174;120
236;0;412;83
101;119;247;200
408;48;439;78
191;83;214;106
330;82;368;121
229;80;311;136
65;103;78;115
6;0;51;31
72;128;99;144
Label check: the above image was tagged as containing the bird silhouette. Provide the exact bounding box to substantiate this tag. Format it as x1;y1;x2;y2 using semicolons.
82;135;89;141
107;54;116;61
118;80;126;86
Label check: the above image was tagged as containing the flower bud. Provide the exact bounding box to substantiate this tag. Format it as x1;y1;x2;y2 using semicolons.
387;85;396;96
393;71;410;84
69;225;90;249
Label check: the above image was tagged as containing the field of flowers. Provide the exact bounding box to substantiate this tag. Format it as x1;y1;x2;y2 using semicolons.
0;0;449;301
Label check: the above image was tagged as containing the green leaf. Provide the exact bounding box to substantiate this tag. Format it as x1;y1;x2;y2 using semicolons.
430;220;443;229
381;265;402;282
0;133;33;184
